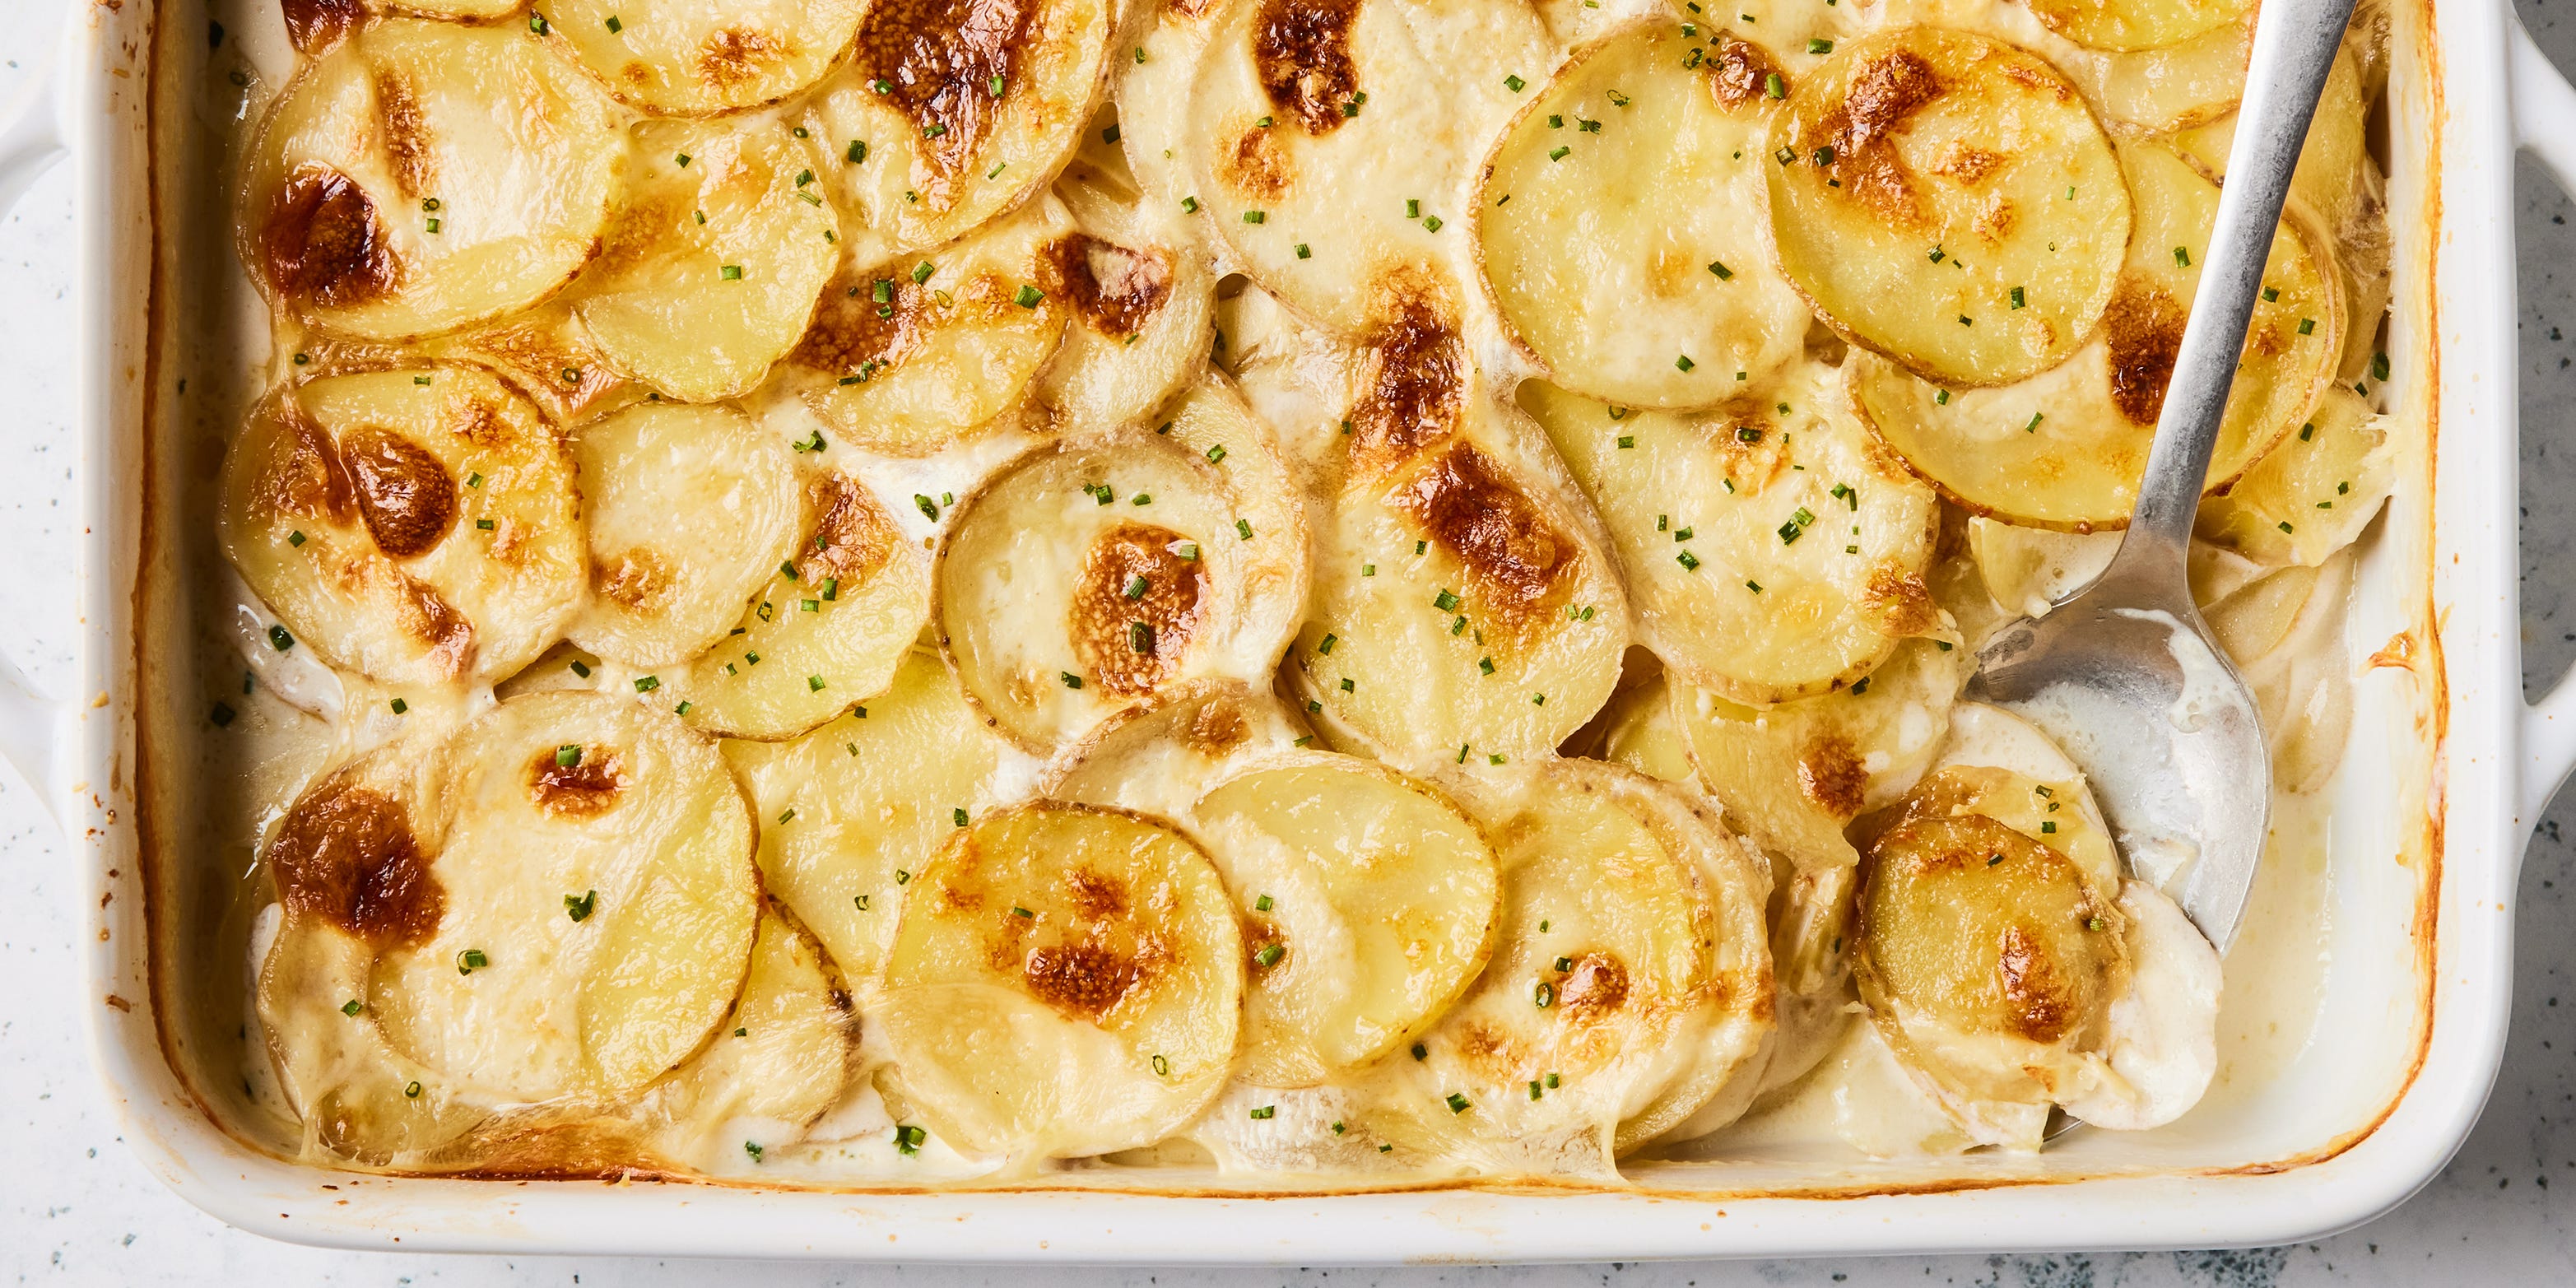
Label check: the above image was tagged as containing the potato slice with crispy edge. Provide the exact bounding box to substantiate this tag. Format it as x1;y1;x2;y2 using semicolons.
1525;366;1944;705
1190;752;1504;1087
875;801;1245;1160
1671;635;1967;872
1851;142;2343;532
258;691;760;1167
785;199;1077;456
1044;678;1311;821
566;402;802;670
939;407;1305;751
1360;760;1765;1177
423;302;631;425
1476;21;1811;408
1032;153;1221;436
546;0;869;115
1766;27;2131;388
723;648;1025;991
797;0;1114;263
2197;389;2393;565
242;19;623;342
635;909;858;1172
221;365;584;689
2024;0;2252;54
667;470;932;740
1182;0;1553;336
572;116;842;404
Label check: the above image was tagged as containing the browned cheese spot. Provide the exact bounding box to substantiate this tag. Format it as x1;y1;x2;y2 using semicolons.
1219;123;1295;202
697;26;794;90
1347;274;1466;468
1243;917;1286;973
1072;523;1206;696
1813;49;1945;229
1064;866;1129;920
268;773;444;947
2105;276;2186;426
1932;143;2004;187
1555;951;1631;1023
281;0;362;55
1253;0;1362;136
1388;444;1573;634
1023;942;1142;1019
1709;36;1783;112
1183;696;1252;755
595;548;677;611
529;746;626;817
1038;234;1173;339
1863;563;1939;636
262;166;402;309
801;472;900;585
372;72;436;201
340;428;458;560
1797;732;1868;821
796;262;1016;384
1995;923;2075;1043
262;407;359;526
853;0;1039;185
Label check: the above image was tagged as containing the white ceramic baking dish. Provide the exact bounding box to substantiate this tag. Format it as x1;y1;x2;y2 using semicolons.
4;0;2571;1261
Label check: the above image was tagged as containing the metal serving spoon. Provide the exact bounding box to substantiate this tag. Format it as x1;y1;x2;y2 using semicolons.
1967;0;2358;956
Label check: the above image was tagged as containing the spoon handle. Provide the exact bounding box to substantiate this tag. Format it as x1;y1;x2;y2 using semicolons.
2114;0;2359;574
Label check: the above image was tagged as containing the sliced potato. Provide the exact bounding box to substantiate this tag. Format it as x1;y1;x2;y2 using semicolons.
939;416;1304;750
573;117;841;403
1767;28;2130;388
2049;16;2253;134
1031;159;1220;436
2025;0;2251;54
1850;142;2342;531
2197;387;2392;566
1476;22;1809;407
1671;635;1965;871
1183;0;1553;335
637;909;856;1171
1967;516;2120;619
1047;679;1309;821
1525;368;1943;704
1599;665;1697;786
2204;552;2360;793
875;802;1244;1160
788;201;1076;455
668;471;932;740
723;649;1023;991
567;402;802;668
1191;754;1502;1086
220;365;585;688
244;19;623;340
2174;49;2368;239
425;303;630;425
1366;761;1757;1177
798;0;1114;262
1110;0;1235;221
546;0;868;114
1293;422;1629;768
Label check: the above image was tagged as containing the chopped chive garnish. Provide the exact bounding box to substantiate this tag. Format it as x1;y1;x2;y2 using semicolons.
1253;944;1284;968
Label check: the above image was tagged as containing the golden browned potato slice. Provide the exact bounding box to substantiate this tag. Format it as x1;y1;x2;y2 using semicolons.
566;402;802;669
424;302;630;425
2025;0;2251;53
1182;0;1553;335
1670;635;1966;871
1766;28;2130;388
2197;387;2392;566
1850;142;2342;531
1046;679;1309;820
220;366;584;688
787;201;1076;455
242;19;623;341
636;909;857;1171
1476;22;1811;407
572;117;842;403
546;0;868;114
258;691;760;1165
2174;49;2368;239
1191;753;1502;1086
798;0;1114;262
1031;157;1221;437
723;648;1023;989
666;471;932;740
1364;760;1765;1177
939;409;1305;750
1525;367;1943;704
874;802;1244;1160
1293;423;1630;768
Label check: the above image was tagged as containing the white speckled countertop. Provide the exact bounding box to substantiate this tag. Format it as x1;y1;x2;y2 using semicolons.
8;5;2576;1284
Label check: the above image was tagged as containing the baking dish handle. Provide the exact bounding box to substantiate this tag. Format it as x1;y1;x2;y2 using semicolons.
0;45;68;811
